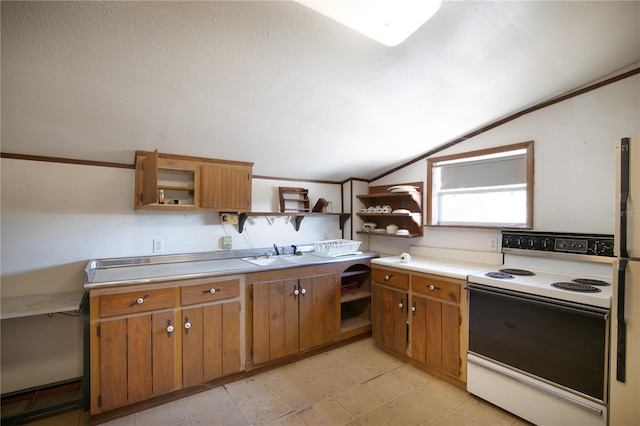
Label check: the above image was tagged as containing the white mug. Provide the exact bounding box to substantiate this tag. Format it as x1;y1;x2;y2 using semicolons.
400;253;411;263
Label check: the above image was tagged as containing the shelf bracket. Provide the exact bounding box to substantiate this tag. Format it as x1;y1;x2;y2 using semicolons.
238;213;248;233
339;214;350;230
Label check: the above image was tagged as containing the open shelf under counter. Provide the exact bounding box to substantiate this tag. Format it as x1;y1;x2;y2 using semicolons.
341;288;371;304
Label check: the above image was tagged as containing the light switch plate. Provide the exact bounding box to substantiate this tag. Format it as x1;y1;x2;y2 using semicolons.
221;236;232;250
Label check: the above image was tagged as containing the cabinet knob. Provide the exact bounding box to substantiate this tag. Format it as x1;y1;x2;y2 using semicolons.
428;285;441;291
203;287;221;294
300;288;306;297
184;316;191;334
294;288;300;296
129;294;150;307
384;274;393;281
411;303;416;313
398;302;404;310
166;320;174;336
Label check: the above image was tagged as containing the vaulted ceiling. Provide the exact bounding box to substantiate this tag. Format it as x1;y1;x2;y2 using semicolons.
2;1;639;181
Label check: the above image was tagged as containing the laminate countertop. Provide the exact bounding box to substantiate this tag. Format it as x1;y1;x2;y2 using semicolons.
372;247;503;280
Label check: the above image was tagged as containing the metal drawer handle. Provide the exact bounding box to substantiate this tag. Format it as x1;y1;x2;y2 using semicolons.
202;287;221;294
384;274;394;281
428;285;441;291
166;319;174;336
129;294;150;307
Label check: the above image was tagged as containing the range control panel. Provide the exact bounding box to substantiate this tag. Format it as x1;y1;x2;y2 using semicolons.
502;230;614;257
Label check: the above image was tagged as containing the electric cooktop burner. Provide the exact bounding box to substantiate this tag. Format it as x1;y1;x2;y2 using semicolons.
572;278;610;286
485;271;514;279
551;282;602;293
500;268;535;276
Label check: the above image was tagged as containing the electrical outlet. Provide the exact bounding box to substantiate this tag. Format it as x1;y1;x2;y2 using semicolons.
221;236;232;250
489;238;499;251
153;239;164;253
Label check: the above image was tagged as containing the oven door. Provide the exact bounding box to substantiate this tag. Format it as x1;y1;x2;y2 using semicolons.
466;283;609;402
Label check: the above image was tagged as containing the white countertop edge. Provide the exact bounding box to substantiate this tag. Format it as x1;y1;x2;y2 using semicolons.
372;253;502;280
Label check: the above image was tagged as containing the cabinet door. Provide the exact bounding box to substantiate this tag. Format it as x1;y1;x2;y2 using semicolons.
183;301;241;387
410;295;461;378
298;272;338;351
440;302;461;378
99;311;177;411
252;278;298;365
200;165;251;211
410;296;426;364
141;150;159;206
372;284;407;354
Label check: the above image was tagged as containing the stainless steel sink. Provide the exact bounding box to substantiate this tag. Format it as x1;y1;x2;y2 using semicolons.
241;253;320;267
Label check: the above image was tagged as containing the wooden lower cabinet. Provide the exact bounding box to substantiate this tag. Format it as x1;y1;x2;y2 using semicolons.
372;284;408;355
248;264;339;367
372;266;466;386
90;276;244;415
98;310;178;411
182;302;240;387
410;295;461;378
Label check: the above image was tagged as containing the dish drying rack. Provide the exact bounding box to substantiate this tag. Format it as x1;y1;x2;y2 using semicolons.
313;239;362;257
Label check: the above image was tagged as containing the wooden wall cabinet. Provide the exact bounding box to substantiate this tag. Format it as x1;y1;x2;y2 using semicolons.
247;264;339;368
371;266;467;387
135;150;253;212
89;275;244;415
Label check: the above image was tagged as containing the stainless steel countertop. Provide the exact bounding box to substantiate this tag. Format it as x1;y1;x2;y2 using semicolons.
84;250;379;289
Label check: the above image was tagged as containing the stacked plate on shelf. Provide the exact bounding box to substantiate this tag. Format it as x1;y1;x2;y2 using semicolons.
388;185;419;193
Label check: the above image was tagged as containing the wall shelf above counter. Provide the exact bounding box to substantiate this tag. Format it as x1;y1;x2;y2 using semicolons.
356;182;424;238
238;212;350;232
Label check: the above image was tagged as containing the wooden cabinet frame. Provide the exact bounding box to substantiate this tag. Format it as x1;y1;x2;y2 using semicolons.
89;275;245;415
246;264;340;369
371;265;467;389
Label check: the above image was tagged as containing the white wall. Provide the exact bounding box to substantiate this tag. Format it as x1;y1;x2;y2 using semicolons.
0;162;343;392
367;74;640;255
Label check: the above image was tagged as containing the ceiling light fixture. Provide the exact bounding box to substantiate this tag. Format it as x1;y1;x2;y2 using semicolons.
295;0;442;47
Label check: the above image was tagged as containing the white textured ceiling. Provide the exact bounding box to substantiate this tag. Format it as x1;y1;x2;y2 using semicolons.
2;1;639;181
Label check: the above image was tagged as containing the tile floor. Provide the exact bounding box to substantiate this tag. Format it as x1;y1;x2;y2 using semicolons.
32;338;529;426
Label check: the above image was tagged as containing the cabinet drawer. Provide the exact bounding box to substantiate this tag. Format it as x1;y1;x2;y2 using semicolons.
372;267;409;290
181;279;240;306
100;288;176;317
412;275;461;303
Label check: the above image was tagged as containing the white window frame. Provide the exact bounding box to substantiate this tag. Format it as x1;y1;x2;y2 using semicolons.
427;141;534;229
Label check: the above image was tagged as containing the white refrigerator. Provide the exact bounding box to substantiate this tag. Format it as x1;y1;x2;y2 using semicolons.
611;137;640;425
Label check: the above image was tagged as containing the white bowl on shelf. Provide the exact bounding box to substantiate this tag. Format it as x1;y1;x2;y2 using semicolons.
386;224;399;234
395;229;410;236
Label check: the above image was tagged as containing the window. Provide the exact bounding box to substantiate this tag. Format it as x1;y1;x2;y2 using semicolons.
427;141;533;228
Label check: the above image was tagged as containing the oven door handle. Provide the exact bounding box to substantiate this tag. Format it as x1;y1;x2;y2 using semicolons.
468;355;604;417
465;284;609;320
